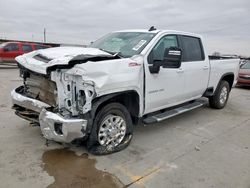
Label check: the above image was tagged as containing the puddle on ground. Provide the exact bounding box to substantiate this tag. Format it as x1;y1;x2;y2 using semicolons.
42;149;124;188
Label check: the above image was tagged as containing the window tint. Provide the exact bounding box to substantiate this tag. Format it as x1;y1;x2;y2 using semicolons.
22;44;33;52
4;43;19;51
35;45;49;50
148;35;178;64
180;36;204;62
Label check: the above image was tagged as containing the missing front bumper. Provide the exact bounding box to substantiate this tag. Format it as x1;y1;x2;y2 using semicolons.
11;86;88;143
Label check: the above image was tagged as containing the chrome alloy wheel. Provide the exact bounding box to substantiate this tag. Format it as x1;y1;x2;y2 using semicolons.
219;86;228;104
98;114;126;147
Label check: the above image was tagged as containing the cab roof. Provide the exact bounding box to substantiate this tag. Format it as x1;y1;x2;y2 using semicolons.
114;29;202;39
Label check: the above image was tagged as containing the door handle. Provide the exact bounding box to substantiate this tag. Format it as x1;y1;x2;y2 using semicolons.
203;66;209;70
176;68;184;73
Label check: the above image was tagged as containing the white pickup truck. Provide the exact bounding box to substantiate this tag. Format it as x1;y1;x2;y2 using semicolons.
11;28;239;154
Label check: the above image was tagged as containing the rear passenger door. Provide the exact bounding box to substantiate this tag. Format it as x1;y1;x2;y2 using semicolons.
178;35;209;99
21;44;33;53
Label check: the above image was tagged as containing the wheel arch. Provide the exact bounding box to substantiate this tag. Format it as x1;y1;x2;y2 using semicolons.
84;90;141;133
216;72;235;92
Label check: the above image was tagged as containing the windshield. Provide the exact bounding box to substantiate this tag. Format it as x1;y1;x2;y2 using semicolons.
241;61;250;69
0;43;7;48
90;32;156;58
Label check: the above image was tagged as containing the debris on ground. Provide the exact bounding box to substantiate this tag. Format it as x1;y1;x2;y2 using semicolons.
195;146;201;151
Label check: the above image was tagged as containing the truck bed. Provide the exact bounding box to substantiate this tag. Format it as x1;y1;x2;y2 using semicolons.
208;57;240;89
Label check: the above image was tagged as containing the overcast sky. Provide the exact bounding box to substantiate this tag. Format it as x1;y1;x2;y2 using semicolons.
0;0;249;55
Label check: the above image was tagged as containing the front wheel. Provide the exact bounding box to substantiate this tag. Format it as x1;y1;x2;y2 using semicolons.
209;80;230;109
87;103;133;155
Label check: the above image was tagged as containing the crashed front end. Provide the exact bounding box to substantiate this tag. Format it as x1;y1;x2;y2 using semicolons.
11;64;96;143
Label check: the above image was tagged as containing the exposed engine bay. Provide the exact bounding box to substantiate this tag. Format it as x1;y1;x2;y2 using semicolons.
14;65;96;122
24;72;57;106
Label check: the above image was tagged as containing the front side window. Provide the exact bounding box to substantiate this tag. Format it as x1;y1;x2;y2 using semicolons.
22;44;33;52
148;35;178;64
4;43;19;51
179;36;204;62
90;32;156;58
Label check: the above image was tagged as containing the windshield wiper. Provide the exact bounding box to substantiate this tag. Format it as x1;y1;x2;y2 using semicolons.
98;48;124;58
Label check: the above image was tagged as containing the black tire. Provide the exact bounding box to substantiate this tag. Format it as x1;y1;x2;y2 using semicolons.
87;103;133;155
209;80;230;109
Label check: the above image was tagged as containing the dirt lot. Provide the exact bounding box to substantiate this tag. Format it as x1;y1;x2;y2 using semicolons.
0;68;249;188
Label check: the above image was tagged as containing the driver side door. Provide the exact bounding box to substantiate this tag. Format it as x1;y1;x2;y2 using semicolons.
144;35;186;114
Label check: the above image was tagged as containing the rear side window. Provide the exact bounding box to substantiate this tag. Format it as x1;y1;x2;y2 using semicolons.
4;43;19;51
35;45;49;50
22;44;33;52
179;36;204;62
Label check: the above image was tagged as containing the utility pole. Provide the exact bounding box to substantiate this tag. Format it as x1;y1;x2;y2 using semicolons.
43;28;46;43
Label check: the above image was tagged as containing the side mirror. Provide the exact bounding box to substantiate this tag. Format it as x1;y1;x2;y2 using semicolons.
162;47;182;68
149;60;161;73
149;47;182;74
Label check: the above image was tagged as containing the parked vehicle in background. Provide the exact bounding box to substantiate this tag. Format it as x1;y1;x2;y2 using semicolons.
237;60;250;86
0;42;50;64
11;29;240;155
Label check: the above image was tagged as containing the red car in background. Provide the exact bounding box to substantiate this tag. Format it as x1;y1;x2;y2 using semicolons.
237;61;250;86
0;42;50;63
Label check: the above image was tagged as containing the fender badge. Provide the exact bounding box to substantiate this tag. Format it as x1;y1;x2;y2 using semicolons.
129;62;141;67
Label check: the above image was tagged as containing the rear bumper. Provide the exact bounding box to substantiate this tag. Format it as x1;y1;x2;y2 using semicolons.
237;78;250;86
11;86;87;143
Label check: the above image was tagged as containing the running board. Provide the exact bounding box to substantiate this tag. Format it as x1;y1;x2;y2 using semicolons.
143;101;204;124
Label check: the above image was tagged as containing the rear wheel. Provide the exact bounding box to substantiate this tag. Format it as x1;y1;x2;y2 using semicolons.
87;103;133;155
209;80;230;109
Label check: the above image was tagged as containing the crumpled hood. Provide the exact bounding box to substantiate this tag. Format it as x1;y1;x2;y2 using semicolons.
15;47;112;75
63;55;144;96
